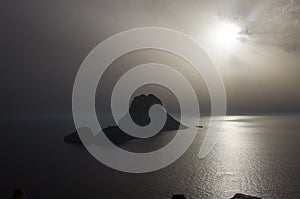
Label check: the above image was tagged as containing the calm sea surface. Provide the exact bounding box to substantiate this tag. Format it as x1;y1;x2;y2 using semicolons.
1;115;300;199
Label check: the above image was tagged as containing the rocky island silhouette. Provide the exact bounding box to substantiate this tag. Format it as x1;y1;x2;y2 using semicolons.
171;193;261;199
64;94;186;145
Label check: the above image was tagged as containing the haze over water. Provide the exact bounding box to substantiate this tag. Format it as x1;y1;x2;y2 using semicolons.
1;114;300;199
2;1;300;199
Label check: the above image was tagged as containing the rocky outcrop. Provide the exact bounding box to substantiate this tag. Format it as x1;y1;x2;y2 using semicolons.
128;94;184;131
172;194;186;199
64;126;135;145
170;193;261;199
64;94;186;144
231;193;261;199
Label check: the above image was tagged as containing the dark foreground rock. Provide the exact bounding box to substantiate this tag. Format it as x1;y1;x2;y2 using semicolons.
172;194;186;199
64;94;186;144
170;193;260;199
231;193;261;199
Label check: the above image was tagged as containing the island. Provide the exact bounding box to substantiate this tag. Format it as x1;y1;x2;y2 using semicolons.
64;94;187;145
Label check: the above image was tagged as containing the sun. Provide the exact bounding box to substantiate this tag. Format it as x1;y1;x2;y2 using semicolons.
210;21;241;50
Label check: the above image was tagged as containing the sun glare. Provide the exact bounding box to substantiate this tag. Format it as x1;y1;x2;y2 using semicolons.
210;21;241;50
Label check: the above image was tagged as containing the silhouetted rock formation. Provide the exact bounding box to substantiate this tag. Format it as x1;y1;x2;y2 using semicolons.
64;130;82;144
9;188;25;199
64;126;135;145
231;193;261;199
64;94;186;145
129;94;183;131
170;193;261;199
172;194;186;199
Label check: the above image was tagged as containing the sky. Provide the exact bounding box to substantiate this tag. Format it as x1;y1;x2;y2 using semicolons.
1;0;300;116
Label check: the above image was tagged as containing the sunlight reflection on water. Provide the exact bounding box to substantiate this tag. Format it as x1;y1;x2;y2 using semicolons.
1;115;300;198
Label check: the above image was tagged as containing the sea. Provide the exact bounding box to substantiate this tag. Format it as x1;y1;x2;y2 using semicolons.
1;114;300;199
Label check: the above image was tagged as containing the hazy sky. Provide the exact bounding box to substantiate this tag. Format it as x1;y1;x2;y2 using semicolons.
1;0;300;115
